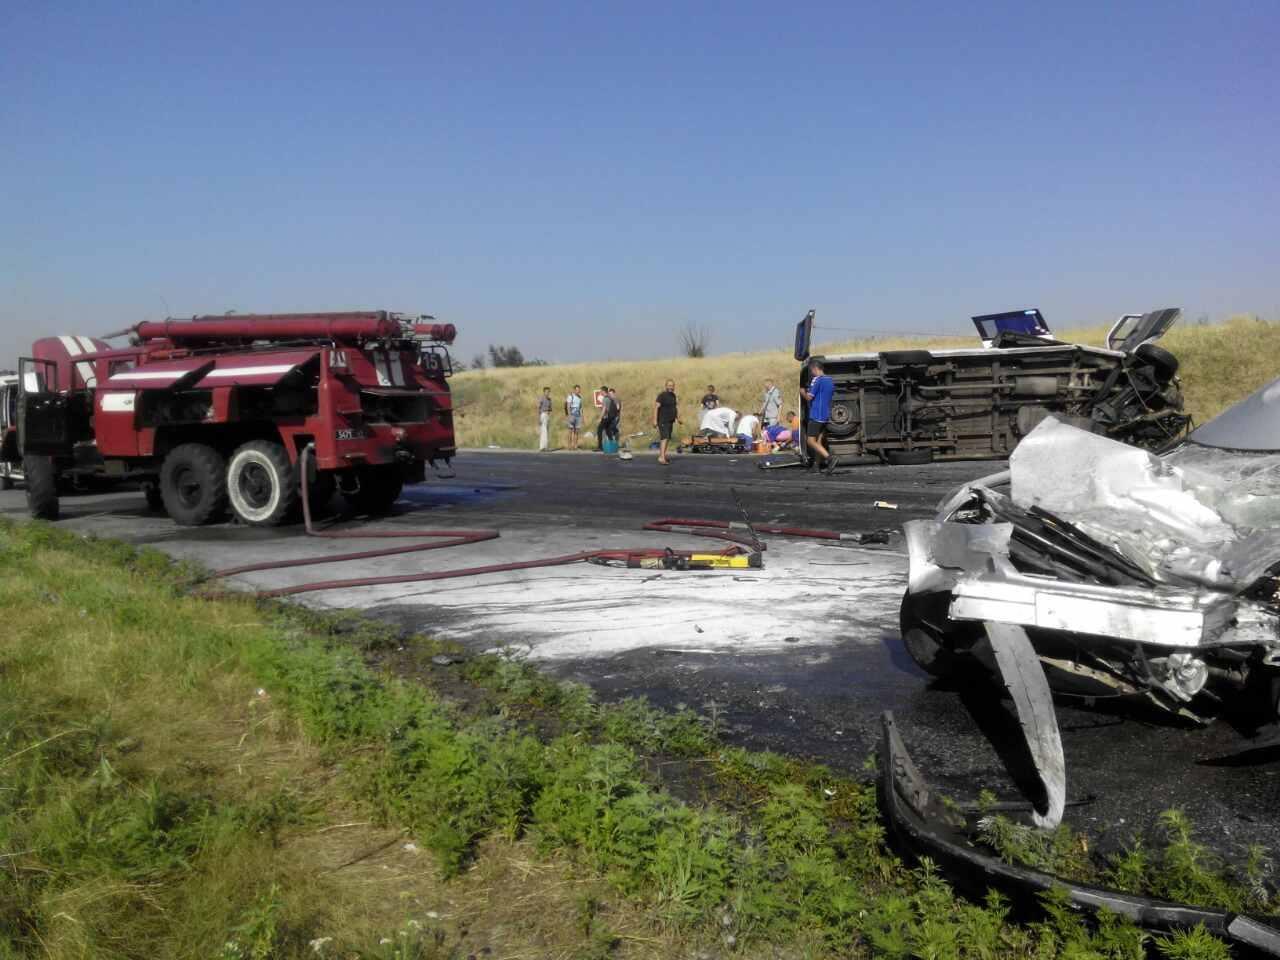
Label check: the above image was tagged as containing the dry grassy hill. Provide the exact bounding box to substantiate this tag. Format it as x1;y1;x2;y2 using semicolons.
451;317;1280;450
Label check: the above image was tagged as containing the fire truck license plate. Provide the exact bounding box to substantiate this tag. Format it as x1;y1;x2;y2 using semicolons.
335;429;357;440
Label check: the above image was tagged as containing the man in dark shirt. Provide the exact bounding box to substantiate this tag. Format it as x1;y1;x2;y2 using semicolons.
596;384;616;451
653;379;681;465
701;384;719;411
801;359;838;473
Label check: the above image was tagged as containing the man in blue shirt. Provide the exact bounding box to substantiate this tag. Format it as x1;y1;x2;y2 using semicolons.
802;359;838;473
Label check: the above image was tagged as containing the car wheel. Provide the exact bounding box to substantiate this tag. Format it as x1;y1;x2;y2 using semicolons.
24;454;60;520
900;591;965;678
885;448;934;466
160;443;228;526
226;440;299;527
1133;342;1179;381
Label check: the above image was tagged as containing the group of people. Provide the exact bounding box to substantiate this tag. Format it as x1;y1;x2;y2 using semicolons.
538;384;622;452
536;375;819;465
651;378;796;465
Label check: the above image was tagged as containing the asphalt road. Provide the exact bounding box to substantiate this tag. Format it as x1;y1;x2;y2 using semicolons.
3;450;1277;860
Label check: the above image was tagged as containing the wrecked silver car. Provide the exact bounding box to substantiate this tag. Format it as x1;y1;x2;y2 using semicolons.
901;377;1280;826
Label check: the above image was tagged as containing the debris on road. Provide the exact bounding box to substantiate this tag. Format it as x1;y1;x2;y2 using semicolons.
873;500;899;510
878;712;1280;955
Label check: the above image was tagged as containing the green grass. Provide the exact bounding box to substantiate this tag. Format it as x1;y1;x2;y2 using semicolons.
451;315;1280;449
0;519;1270;958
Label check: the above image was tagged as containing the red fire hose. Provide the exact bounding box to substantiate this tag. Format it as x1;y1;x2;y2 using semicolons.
205;448;888;599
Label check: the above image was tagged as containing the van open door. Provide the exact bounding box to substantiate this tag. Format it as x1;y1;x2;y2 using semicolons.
1105;308;1180;353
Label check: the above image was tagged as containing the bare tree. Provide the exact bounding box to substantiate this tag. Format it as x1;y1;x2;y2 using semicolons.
678;321;710;358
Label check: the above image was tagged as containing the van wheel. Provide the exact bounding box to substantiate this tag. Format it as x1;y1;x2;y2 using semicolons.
160;444;227;525
342;465;403;515
24;455;60;520
885;448;934;466
1134;342;1179;382
227;441;298;527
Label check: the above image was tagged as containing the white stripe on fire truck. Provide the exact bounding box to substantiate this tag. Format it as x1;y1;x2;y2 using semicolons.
203;365;297;378
108;370;184;382
100;393;136;412
373;353;391;387
58;335;98;388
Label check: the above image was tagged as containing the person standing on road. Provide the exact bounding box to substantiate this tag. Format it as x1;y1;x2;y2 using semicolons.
654;379;681;465
802;359;838;474
607;387;622;444
701;384;720;411
596;385;616;451
537;387;553;451
565;384;584;450
760;379;783;427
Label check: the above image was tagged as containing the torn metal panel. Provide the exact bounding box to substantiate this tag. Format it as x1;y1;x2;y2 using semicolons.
984;622;1065;829
903;517;1012;595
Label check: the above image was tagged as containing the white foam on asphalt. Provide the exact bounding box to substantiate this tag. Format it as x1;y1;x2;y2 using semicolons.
280;529;908;661
0;489;909;662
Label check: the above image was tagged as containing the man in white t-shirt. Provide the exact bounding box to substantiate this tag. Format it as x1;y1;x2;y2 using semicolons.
565;385;584;450
735;413;761;443
699;406;737;436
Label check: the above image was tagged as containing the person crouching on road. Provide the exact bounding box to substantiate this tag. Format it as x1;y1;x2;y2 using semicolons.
654;379;681;465
802;359;838;474
537;386;553;451
565;384;584;451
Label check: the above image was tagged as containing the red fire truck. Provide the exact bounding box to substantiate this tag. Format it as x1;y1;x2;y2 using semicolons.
14;312;458;524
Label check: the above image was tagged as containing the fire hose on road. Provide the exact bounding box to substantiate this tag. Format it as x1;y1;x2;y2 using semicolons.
205;446;890;599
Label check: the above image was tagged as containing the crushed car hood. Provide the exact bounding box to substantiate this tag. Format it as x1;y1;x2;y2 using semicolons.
1009;417;1280;590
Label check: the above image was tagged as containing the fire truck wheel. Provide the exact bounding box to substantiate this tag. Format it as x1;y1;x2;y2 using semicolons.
160;444;228;526
342;465;403;515
24;455;60;520
226;440;299;527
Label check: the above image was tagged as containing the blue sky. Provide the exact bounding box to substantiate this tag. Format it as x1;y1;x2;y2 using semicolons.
2;1;1277;365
